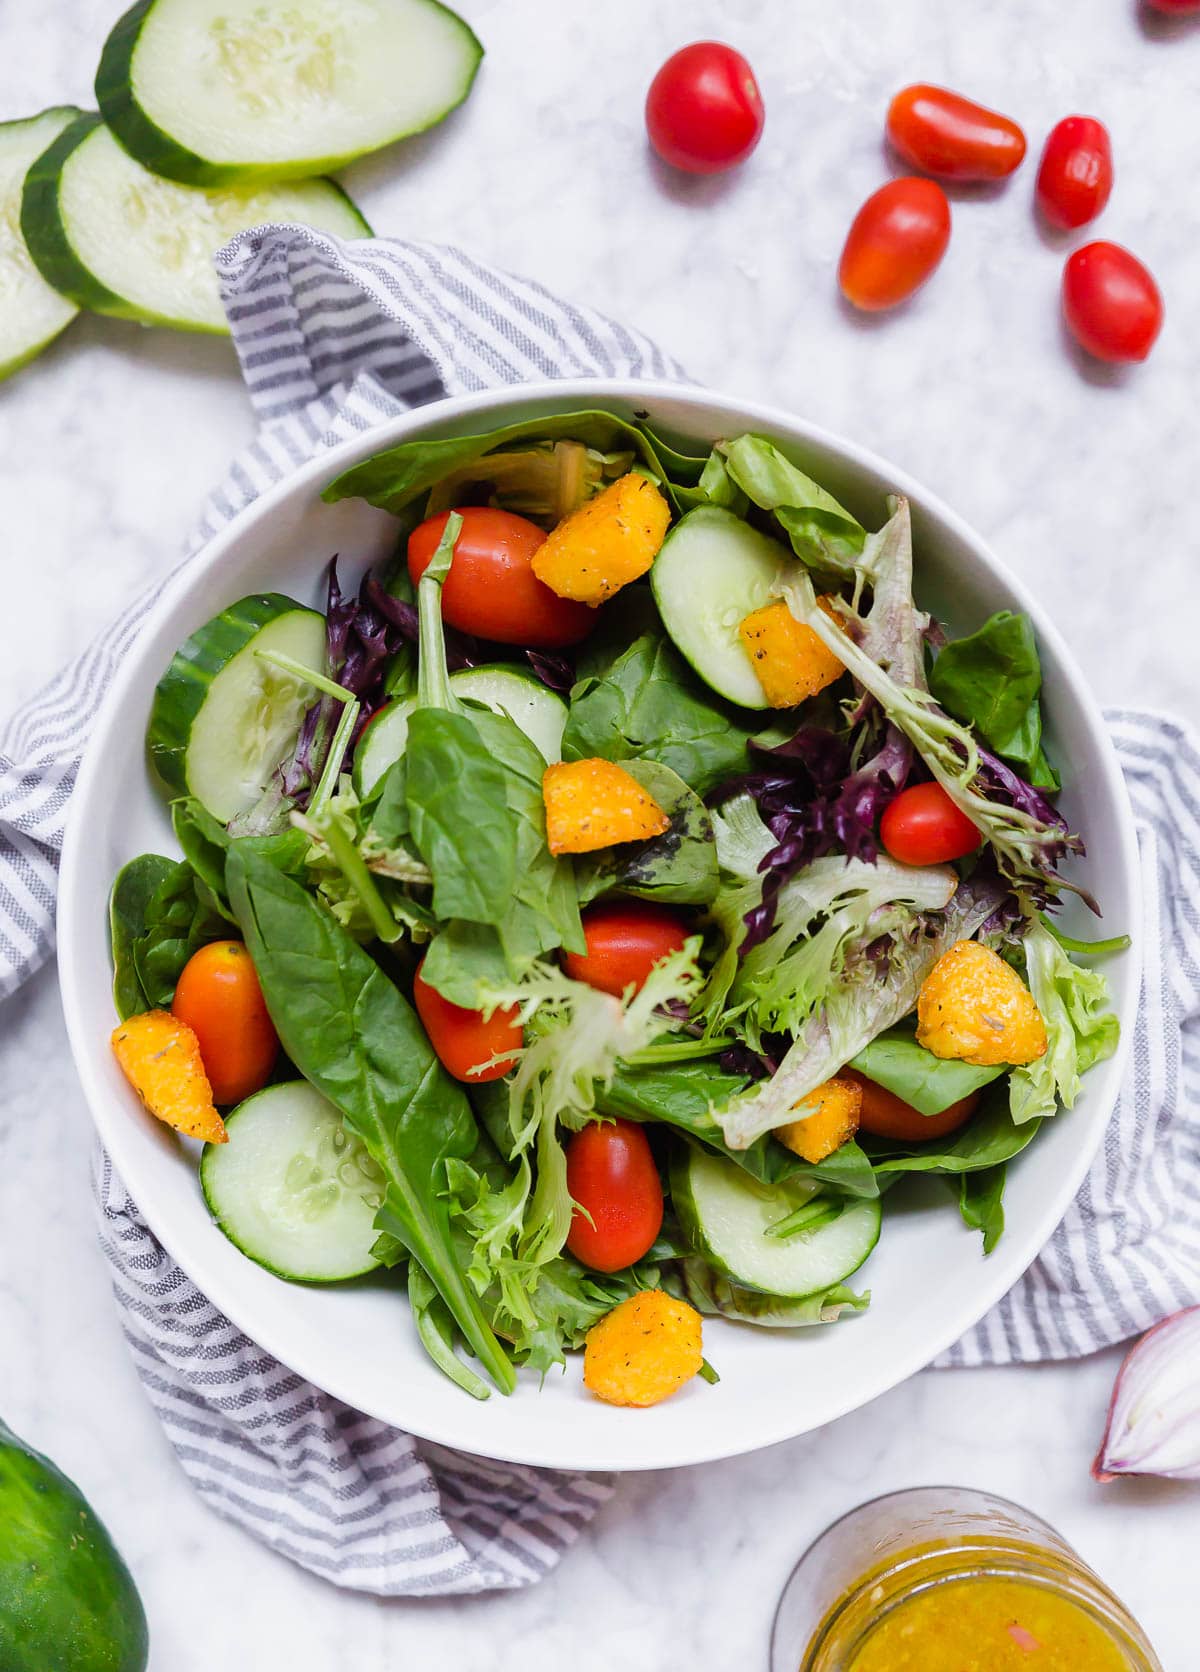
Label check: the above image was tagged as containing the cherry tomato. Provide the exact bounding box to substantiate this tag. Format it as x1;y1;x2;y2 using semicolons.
1145;0;1200;12
408;508;595;650
880;782;981;866
645;42;764;175
838;178;951;312
171;940;278;1106
565;1119;664;1272
886;84;1026;182
1062;242;1163;364
563;902;691;998
1036;117;1113;231
845;1071;980;1143
412;960;521;1083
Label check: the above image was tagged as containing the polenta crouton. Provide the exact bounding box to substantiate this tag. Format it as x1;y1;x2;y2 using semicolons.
775;1076;863;1163
917;940;1048;1067
542;758;670;855
738;597;847;707
583;1290;703;1407
532;473;671;606
111;1010;227;1144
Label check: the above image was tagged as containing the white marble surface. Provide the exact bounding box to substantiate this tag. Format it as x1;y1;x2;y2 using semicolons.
1;1;1196;1667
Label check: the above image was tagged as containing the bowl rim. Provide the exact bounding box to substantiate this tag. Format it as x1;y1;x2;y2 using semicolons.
58;377;1142;1470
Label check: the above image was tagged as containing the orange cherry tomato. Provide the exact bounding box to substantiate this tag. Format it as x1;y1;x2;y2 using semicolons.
565;1119;664;1272
1062;242;1163;364
1036;116;1113;231
887;84;1026;182
845;1071;980;1143
412;959;522;1083
563;901;691;998
171;940;278;1107
880;782;981;866
645;41;765;175
838;178;951;312
408;507;595;650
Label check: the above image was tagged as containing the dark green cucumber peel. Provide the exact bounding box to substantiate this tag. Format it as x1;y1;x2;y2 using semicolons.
0;1418;149;1672
95;0;484;187
95;0;215;187
146;593;312;798
19;113;140;321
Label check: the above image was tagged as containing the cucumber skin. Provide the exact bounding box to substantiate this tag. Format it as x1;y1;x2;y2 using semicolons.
19;114;149;326
670;1148;881;1299
96;0;484;187
20;114;372;335
0;1418;148;1672
147;594;316;800
0;107;83;379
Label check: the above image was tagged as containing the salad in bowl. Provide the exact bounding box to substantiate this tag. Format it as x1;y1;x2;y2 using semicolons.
99;400;1127;1417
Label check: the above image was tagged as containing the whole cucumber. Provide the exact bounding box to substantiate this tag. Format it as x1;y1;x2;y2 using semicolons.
0;1418;148;1671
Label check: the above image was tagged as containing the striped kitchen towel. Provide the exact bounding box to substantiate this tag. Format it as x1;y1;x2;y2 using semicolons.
1;228;1198;1593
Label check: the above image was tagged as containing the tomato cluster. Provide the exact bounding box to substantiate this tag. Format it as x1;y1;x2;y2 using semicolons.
837;83;1162;363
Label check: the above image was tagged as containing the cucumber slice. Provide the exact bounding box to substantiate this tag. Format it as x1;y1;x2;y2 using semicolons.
672;1146;881;1298
201;1081;383;1281
352;667;567;797
21;115;370;333
352;696;416;799
96;0;483;186
451;666;567;763
0;108;81;379
650;506;792;709
148;594;327;821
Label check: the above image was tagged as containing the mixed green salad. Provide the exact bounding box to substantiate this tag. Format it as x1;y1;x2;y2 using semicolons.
107;408;1124;1404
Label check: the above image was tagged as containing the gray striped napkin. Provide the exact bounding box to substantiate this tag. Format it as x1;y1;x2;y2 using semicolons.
2;227;1198;1593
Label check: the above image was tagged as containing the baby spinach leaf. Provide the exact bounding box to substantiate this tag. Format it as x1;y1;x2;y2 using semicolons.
172;797;310;907
130;861;229;1010
863;1082;1041;1177
324;410;696;517
576;758;719;907
404;707;517;924
849;1027;1006;1115
598;1057;880;1198
108;854;178;1018
718;434;867;575
563;632;758;797
957;1164;1007;1254
226;845;516;1395
929;611;1059;790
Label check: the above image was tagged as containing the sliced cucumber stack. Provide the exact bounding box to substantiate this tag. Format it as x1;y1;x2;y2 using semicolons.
96;0;483;186
451;666;567;763
201;1081;384;1281
352;666;567;798
21;115;370;334
0;108;81;379
148;594;327;821
650;505;791;709
672;1146;881;1298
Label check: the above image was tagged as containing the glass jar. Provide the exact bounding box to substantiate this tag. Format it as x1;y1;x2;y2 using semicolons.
771;1487;1163;1672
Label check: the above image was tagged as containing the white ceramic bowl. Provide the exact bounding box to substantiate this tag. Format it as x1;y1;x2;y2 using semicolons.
58;380;1141;1471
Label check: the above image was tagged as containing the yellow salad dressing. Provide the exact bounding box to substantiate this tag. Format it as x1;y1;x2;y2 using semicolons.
848;1575;1133;1671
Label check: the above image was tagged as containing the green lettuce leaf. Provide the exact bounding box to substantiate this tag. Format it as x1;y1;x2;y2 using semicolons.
1009;919;1121;1124
718;434;867;576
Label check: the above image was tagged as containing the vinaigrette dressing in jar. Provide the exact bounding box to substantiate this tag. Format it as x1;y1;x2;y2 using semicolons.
770;1488;1163;1672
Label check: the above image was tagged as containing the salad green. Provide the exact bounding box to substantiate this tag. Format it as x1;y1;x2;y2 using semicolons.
107;407;1124;1401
